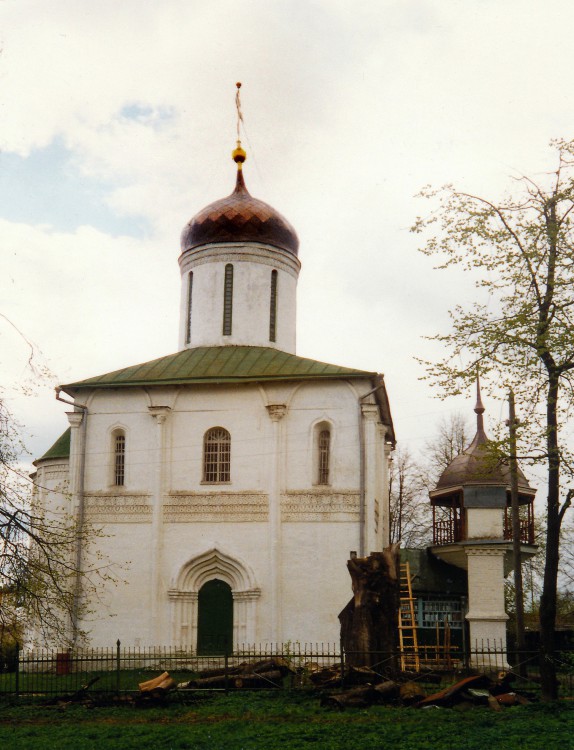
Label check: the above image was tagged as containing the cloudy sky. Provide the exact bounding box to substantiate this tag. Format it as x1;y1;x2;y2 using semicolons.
2;0;573;469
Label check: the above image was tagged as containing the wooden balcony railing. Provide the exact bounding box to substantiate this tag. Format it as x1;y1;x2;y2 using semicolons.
433;517;464;545
503;513;535;545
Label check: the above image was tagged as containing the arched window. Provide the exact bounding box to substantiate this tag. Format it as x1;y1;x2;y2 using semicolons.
317;428;331;485
185;271;193;345
223;264;233;336
269;269;278;342
112;430;126;487
203;427;231;483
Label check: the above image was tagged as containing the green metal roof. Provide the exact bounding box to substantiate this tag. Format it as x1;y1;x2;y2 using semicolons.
35;427;71;463
62;346;375;389
60;346;396;444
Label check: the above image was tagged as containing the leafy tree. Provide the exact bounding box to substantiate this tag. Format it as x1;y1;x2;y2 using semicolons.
0;320;105;646
412;139;574;699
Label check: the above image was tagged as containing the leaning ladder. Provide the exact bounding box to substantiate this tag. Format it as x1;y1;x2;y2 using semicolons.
398;562;420;672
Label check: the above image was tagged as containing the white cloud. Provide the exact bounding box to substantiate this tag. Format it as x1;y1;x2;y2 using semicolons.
2;0;574;469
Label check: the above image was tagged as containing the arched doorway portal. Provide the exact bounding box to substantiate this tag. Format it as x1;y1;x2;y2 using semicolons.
169;548;261;648
197;579;233;655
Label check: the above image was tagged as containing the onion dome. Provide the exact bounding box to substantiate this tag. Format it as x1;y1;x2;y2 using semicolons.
435;378;533;493
180;142;299;256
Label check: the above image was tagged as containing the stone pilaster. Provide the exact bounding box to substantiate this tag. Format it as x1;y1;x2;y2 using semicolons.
266;403;287;643
361;403;379;555
66;411;85;516
148;406;171;643
168;590;197;649
465;546;509;669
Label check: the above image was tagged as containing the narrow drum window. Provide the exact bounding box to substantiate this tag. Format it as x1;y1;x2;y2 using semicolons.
318;429;330;485
269;270;278;342
223;264;233;336
185;271;193;345
114;433;126;486
203;427;231;483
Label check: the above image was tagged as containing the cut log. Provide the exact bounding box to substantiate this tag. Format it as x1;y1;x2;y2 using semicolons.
247;658;295;676
198;663;246;678
309;665;341;688
139;672;170;692
233;670;282;689
373;680;400;701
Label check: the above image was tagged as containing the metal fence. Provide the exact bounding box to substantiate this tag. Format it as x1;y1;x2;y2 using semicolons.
1;640;573;698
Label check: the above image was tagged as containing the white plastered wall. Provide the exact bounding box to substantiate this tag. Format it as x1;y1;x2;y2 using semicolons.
178;243;300;352
53;376;389;648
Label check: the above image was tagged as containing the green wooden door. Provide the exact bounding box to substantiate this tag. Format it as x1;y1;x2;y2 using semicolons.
197;579;233;655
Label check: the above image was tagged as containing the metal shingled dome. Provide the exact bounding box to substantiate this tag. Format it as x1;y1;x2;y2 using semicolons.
180;169;299;256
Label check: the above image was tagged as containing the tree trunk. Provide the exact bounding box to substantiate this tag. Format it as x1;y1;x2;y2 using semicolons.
539;374;560;700
508;391;526;659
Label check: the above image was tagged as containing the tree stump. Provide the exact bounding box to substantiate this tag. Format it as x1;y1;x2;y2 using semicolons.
339;544;400;669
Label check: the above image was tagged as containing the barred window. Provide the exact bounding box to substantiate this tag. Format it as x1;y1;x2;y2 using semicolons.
223;264;233;336
317;428;330;485
113;432;126;486
203;427;231;483
269;270;278;342
185;271;193;345
418;598;463;629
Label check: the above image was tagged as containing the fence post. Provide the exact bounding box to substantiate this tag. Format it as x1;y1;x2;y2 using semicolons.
224;645;229;695
14;642;20;700
116;640;121;695
339;638;345;690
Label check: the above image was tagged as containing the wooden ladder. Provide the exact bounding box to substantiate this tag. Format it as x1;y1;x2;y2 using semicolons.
398;562;420;672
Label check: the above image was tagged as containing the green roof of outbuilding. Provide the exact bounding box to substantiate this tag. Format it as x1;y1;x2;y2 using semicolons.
401;549;467;596
62;346;375;389
35;427;71;463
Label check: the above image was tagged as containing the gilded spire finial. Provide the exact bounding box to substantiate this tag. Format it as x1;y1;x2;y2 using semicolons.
232;82;246;169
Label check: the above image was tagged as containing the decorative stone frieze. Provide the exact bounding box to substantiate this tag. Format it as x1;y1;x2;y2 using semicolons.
164;492;269;523
84;494;152;523
281;490;360;522
42;468;68;480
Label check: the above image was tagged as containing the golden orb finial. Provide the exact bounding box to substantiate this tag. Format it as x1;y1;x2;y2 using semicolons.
232;139;247;168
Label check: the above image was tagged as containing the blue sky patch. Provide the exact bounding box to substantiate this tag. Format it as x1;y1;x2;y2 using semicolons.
0;140;149;237
119;103;174;127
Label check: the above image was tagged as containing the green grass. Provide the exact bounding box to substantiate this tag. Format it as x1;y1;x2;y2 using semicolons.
0;668;200;695
0;691;573;750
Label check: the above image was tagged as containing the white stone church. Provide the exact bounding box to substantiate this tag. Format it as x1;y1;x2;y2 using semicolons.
33;142;396;650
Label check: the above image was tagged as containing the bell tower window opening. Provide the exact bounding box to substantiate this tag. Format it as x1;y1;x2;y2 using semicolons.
269;270;278;342
185;271;193;345
113;432;126;487
203;427;231;483
223;264;234;336
317;428;331;485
